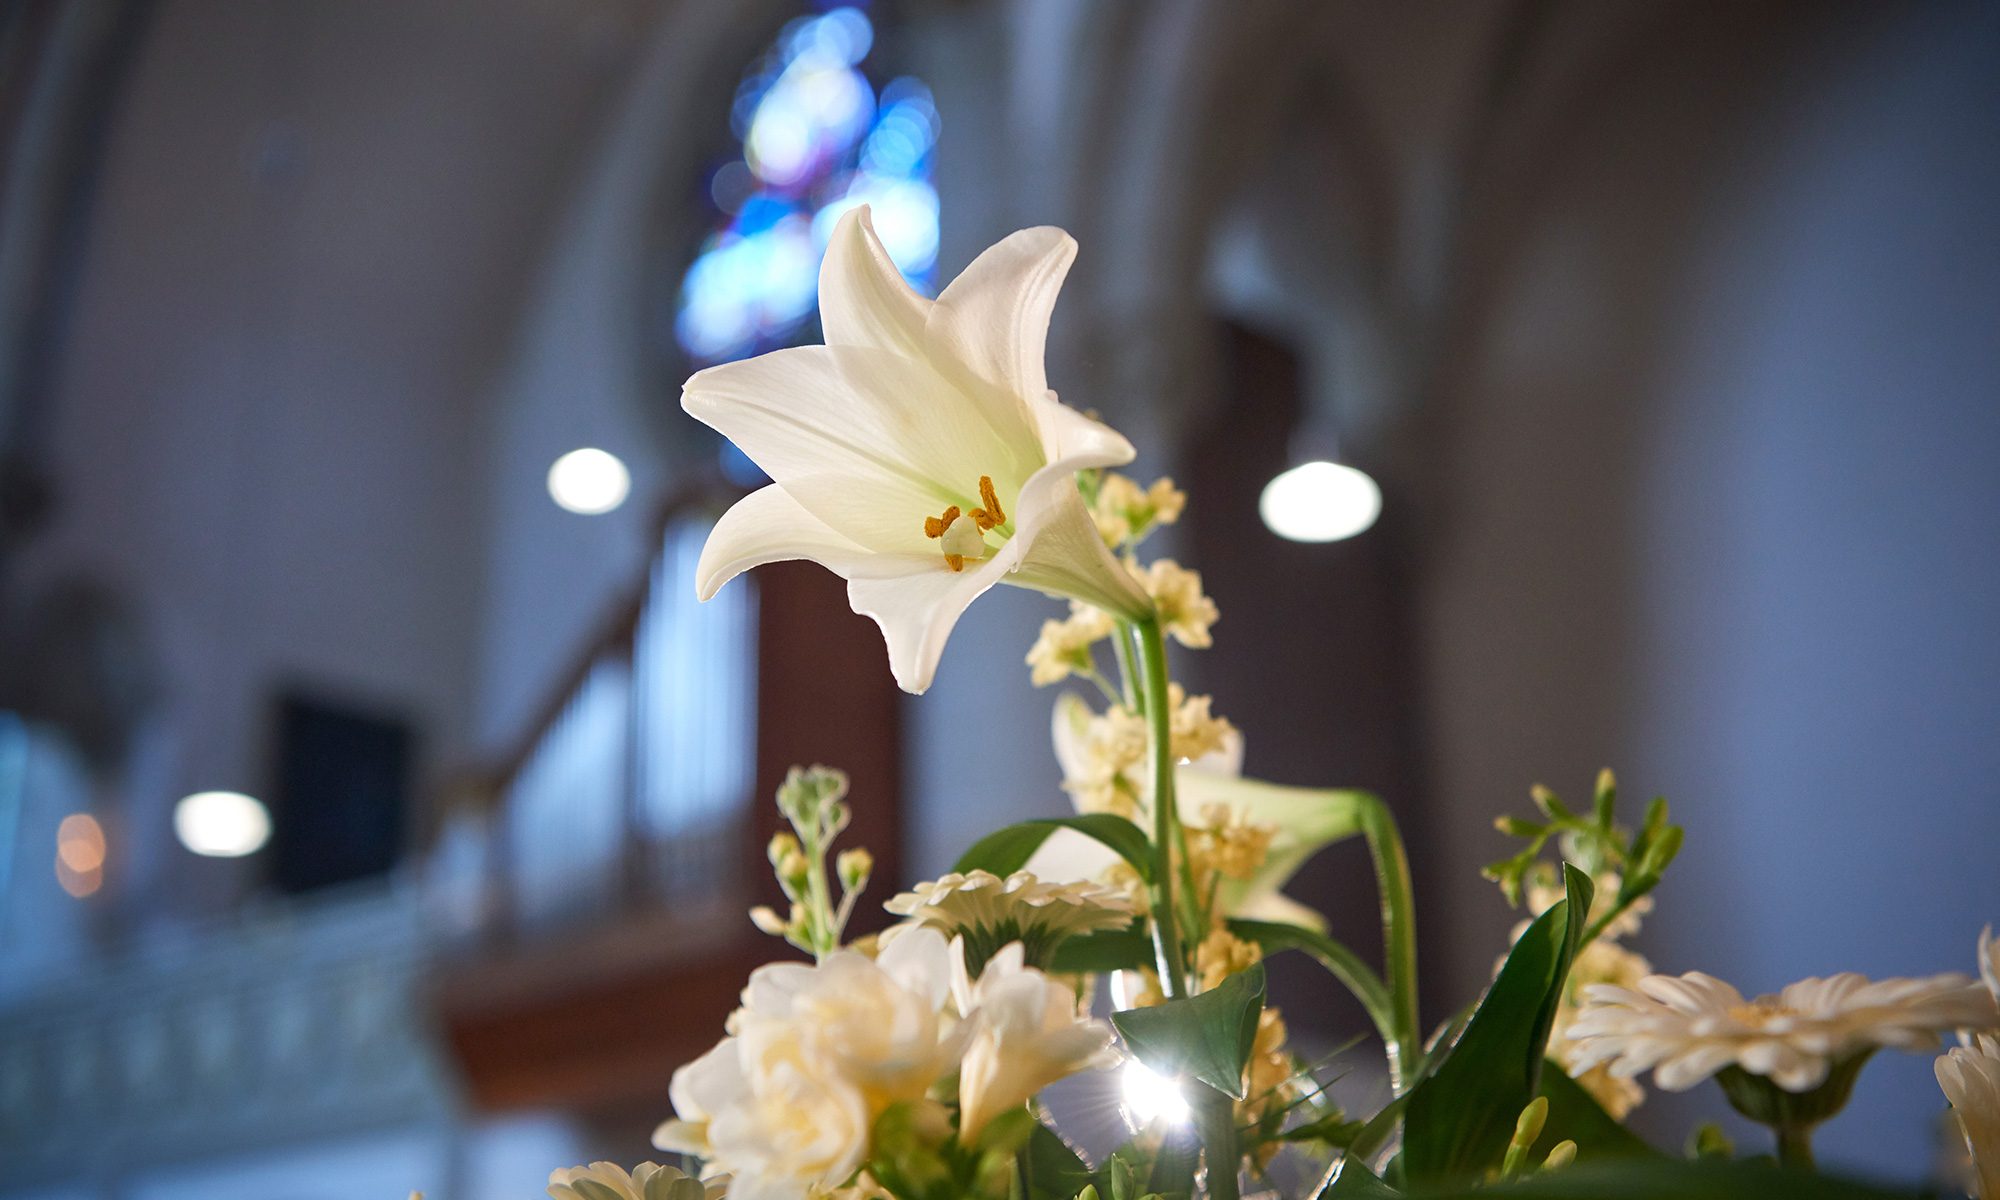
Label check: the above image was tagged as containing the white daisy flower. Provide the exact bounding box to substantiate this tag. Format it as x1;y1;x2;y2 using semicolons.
1938;1034;2000;1200
1567;970;1997;1093
547;1162;723;1200
885;869;1135;972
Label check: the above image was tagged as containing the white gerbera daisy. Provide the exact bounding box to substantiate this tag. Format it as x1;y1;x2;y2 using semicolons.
1938;1034;2000;1200
547;1162;723;1200
885;870;1135;972
1567;970;1996;1093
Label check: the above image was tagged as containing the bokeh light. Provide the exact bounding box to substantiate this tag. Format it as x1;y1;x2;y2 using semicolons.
547;448;632;515
1259;460;1383;543
55;813;106;897
676;7;939;365
173;791;272;858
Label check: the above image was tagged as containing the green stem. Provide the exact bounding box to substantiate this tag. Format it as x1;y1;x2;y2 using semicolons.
1110;622;1141;709
1192;1083;1242;1200
1775;1123;1815;1170
1356;795;1420;1093
1132;617;1189;1000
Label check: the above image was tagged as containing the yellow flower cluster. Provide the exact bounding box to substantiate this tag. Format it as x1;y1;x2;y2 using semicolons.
1025;601;1117;687
1134;559;1218;649
1091;473;1186;547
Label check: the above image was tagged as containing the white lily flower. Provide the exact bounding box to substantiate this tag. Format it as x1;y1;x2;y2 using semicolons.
685;206;1151;694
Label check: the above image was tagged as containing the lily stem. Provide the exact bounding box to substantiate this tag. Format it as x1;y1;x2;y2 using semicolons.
1132;616;1189;1001
1356;794;1421;1093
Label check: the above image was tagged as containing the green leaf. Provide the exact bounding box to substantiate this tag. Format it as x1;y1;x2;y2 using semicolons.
1227;918;1395;1048
1399;866;1593;1185
1049;921;1154;973
1025;1122;1095;1200
1403;1158;1920;1199
1532;1063;1658;1164
1317;1159;1402;1199
952;814;1153;882
1112;963;1266;1099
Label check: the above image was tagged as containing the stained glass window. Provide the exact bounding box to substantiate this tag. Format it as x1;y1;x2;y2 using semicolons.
675;6;940;366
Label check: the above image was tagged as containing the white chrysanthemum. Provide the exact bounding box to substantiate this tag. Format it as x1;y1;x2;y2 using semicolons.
950;939;1118;1139
1938;1035;2000;1200
655;929;959;1200
548;1162;723;1200
886;870;1135;971
1568;970;1997;1093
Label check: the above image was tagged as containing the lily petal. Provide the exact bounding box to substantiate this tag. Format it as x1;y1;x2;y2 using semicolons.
929;225;1076;403
819;205;930;359
696;484;875;601
847;544;1026;694
684;345;1040;553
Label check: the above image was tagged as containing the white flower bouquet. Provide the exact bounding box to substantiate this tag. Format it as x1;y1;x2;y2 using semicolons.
524;210;2000;1200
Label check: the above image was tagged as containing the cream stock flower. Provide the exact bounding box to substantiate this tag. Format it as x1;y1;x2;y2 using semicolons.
1091;474;1186;546
547;1162;722;1200
1566;970;1997;1094
686;207;1150;694
1134;559;1218;649
950;940;1118;1139
1938;1034;2000;1200
1025;601;1116;687
656;928;960;1200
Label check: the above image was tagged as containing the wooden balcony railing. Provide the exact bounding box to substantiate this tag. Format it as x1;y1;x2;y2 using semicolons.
431;479;904;1118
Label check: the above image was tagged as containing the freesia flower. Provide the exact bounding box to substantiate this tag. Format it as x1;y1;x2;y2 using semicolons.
685;206;1150;694
950;940;1118;1140
547;1162;722;1200
1938;1034;2000;1200
1566;970;1996;1093
655;928;960;1200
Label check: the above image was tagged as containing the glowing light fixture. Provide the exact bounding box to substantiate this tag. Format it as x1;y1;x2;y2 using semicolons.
547;448;631;515
173;790;271;858
1120;1060;1192;1128
55;813;106;897
1259;460;1382;543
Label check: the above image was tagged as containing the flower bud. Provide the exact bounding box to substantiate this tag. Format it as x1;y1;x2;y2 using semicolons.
1513;1095;1548;1147
749;905;788;936
777;848;811;885
1531;785;1571;820
837;847;874;892
1542;1140;1576;1171
767;831;801;867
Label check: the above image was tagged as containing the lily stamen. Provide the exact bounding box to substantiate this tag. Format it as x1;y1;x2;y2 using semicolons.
926;477;1008;572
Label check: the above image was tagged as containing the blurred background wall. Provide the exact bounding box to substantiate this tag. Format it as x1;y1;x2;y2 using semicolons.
0;1;1994;1196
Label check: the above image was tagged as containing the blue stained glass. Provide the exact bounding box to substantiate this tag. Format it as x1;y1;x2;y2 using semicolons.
675;6;939;366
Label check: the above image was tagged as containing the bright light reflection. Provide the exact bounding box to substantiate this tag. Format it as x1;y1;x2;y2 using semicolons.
547;448;631;515
1121;1060;1192;1128
56;813;105;873
173;790;271;858
1259;460;1382;543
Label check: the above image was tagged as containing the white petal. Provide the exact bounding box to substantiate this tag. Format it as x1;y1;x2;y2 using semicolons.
696;485;875;600
1030;391;1137;472
820;205;930;359
684;345;1041;553
1004;472;1151;618
1049;692;1096;786
847;545;1024;694
929;225;1076;403
1023;826;1120;884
